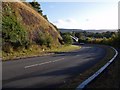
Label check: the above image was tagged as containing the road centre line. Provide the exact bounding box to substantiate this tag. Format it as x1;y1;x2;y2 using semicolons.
24;58;64;69
76;55;80;57
24;53;82;69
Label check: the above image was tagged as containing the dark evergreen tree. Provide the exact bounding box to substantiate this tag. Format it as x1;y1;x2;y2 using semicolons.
29;1;49;21
29;1;43;15
43;15;48;20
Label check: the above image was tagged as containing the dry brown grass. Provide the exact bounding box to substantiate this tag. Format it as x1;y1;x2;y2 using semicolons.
2;2;62;45
2;45;81;61
17;2;62;40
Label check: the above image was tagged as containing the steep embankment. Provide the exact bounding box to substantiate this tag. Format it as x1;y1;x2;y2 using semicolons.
2;1;62;52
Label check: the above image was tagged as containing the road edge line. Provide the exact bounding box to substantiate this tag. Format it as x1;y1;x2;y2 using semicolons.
76;47;118;90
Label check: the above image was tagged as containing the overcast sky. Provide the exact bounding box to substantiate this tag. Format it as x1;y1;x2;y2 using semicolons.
27;0;119;30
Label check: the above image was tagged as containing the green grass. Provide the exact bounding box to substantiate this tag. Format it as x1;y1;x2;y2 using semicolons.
0;51;2;58
2;45;81;61
48;45;81;53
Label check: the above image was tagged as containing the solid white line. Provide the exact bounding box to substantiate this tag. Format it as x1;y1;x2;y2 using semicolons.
76;47;118;90
24;58;64;69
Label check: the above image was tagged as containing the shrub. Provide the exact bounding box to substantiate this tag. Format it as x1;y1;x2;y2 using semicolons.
36;32;47;45
46;35;53;48
2;42;13;53
62;34;73;45
78;38;86;43
2;8;30;50
36;32;53;48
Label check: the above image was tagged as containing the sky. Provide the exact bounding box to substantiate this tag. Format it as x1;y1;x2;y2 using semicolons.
26;0;119;30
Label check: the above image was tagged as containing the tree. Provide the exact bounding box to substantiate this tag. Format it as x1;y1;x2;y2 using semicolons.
115;29;120;47
75;32;83;38
62;34;73;45
2;15;30;51
78;37;86;43
29;1;43;15
43;15;48;20
29;1;49;21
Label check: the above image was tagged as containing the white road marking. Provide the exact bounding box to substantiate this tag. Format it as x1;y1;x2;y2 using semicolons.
76;55;80;57
24;58;64;69
76;47;118;89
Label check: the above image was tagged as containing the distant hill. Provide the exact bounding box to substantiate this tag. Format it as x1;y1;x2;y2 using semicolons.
85;29;117;33
59;28;83;33
59;28;117;33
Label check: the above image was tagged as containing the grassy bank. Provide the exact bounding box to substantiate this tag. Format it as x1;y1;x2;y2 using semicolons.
59;45;116;89
0;51;2;58
2;45;81;61
47;45;81;53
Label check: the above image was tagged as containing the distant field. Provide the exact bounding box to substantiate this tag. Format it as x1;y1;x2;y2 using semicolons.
59;28;117;33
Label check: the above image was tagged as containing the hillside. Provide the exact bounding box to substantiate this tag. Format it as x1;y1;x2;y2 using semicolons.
2;1;62;52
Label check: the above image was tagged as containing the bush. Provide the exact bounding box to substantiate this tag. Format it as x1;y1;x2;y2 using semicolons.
78;38;86;43
110;32;120;47
36;32;53;48
2;9;30;50
36;32;47;45
46;35;53;48
2;42;13;53
62;34;73;45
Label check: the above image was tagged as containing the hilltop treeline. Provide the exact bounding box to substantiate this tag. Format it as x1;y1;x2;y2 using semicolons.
61;30;120;47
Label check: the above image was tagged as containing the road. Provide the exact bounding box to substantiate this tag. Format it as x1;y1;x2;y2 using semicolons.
2;45;106;88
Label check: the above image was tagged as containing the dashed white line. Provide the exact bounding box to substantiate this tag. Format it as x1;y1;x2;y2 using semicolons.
76;55;80;57
24;58;64;69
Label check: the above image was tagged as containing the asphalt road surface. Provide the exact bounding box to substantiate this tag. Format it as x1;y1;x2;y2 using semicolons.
2;45;106;88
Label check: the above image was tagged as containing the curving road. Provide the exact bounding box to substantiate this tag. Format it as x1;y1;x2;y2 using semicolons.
2;44;107;88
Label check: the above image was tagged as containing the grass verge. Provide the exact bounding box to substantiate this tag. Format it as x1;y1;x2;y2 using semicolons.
0;51;1;58
47;45;81;53
59;45;116;89
86;49;119;89
2;45;81;61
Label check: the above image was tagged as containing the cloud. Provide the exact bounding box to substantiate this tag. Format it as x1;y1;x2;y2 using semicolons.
52;10;117;30
53;18;80;29
53;18;74;24
65;18;76;23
